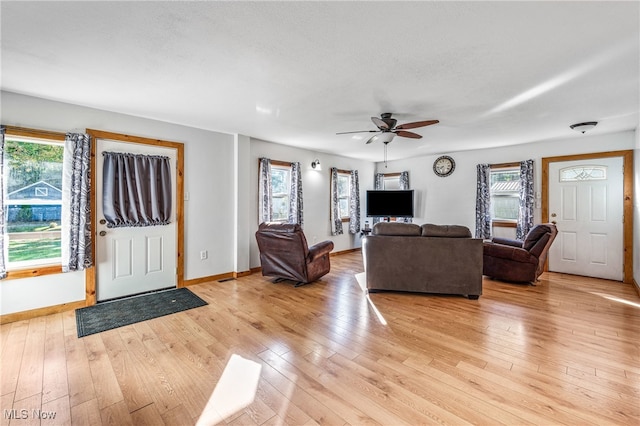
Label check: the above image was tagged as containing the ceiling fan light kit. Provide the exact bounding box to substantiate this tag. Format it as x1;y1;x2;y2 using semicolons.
570;121;598;133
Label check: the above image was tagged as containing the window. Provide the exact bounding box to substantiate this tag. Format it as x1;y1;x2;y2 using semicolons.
335;171;351;220
490;167;520;223
330;167;360;235
3;131;64;269
560;165;606;181
383;174;400;190
270;163;291;222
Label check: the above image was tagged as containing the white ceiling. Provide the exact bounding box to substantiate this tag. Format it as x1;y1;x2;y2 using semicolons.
2;1;638;162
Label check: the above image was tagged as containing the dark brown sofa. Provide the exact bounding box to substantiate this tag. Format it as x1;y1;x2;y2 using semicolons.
482;223;558;283
255;222;334;286
362;222;483;299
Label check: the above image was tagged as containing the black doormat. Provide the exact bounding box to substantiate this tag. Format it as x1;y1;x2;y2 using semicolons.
75;288;207;337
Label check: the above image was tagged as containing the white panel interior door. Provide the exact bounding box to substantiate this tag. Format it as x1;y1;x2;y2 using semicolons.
548;157;624;281
96;139;177;301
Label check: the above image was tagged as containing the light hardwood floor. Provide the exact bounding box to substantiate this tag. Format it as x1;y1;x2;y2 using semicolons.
1;251;639;425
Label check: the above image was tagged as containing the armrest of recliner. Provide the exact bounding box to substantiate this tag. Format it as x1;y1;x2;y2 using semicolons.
483;242;537;264
491;237;523;248
308;240;334;263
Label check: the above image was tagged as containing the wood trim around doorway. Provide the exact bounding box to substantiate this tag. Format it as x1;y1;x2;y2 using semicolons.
541;150;633;284
85;129;185;306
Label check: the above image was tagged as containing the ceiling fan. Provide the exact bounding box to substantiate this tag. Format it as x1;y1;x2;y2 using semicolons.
337;112;439;144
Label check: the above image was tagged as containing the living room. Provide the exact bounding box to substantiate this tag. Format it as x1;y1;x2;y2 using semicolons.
1;1;639;424
3;90;637;317
2;0;639;317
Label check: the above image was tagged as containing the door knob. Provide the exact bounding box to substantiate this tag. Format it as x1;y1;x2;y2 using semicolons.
551;213;557;217
99;231;107;237
551;221;557;225
99;219;107;225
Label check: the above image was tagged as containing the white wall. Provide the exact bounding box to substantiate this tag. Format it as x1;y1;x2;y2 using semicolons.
377;131;636;239
249;138;375;268
1;91;237;314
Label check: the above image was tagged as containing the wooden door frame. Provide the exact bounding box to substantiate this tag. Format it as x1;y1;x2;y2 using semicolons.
541;150;633;283
85;129;185;306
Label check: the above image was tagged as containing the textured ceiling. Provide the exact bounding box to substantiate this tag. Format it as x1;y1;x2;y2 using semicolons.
2;1;638;162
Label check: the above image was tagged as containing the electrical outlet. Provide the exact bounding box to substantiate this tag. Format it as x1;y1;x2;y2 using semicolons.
200;250;208;260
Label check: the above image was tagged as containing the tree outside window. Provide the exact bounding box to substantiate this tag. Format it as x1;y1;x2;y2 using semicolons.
3;136;64;266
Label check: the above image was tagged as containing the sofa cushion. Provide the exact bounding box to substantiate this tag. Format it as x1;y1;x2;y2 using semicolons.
372;222;422;236
421;224;471;238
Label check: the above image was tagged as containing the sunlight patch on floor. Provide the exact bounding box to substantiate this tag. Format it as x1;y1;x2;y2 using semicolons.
196;354;262;425
590;292;640;309
355;272;388;326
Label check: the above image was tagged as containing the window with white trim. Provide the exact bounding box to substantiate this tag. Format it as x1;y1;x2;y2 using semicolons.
490;167;520;223
382;174;400;190
335;171;351;221
270;163;291;222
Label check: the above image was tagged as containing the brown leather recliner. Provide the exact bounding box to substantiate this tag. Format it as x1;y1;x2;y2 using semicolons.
255;222;334;287
483;223;558;284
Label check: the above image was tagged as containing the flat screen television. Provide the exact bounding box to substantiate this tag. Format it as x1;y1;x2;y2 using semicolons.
366;190;414;218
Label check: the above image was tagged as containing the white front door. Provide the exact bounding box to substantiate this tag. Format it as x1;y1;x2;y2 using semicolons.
96;139;177;301
548;157;624;281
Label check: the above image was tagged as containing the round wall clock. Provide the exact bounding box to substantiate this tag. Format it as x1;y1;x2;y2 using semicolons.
433;155;455;177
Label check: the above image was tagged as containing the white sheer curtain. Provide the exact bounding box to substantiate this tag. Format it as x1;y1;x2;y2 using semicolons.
61;133;93;272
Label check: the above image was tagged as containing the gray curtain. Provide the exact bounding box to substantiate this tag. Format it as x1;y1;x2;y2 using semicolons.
372;173;384;225
258;158;272;224
62;133;93;272
0;127;6;279
102;151;171;228
398;171;412;223
374;173;384;190
475;163;492;239
330;167;343;235
288;161;303;226
517;159;535;240
348;170;360;234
